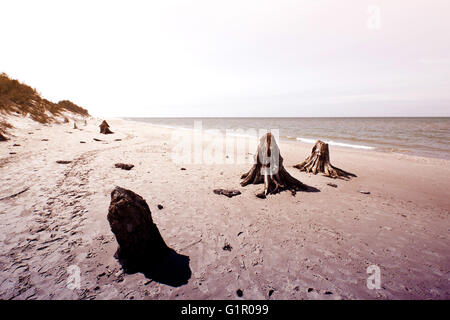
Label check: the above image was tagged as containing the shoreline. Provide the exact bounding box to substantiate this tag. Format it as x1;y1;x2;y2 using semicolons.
122;117;450;164
122;117;450;161
0;117;449;300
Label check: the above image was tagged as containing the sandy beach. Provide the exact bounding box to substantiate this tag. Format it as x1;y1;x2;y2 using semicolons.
0;117;449;300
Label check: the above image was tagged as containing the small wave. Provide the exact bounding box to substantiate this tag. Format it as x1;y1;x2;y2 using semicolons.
296;137;375;150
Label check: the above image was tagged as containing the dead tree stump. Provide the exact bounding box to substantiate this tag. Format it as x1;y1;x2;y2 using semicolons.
294;140;356;179
99;120;113;134
107;186;169;270
241;132;308;197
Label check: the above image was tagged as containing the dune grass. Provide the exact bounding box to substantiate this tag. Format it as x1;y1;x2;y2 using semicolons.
0;73;88;134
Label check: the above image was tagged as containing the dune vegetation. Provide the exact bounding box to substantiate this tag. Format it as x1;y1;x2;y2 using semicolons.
0;73;88;135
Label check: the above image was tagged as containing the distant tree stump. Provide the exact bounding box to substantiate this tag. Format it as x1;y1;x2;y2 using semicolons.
99;120;113;134
294;140;356;179
241;132;308;197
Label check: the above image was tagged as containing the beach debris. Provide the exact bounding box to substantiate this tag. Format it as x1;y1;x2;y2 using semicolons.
13;143;20;146
9;152;16;155
213;189;241;198
236;289;243;297
99;120;113;134
157;204;164;210
41;139;49;141
56;160;72;164
114;138;122;141
73;122;78;129
114;163;134;170
294;140;356;179
93;138;102;142
324;291;333;295
359;190;371;194
0;187;30;201
180;167;186;170
107;187;169;269
327;183;338;188
0;133;8;141
80;141;86;144
223;242;233;251
241;132;309;197
256;192;266;199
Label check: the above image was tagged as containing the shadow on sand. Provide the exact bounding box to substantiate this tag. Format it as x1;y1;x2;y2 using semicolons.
120;248;191;287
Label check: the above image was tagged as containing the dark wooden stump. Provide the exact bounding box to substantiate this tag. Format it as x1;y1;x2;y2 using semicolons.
107;187;169;270
99;120;113;134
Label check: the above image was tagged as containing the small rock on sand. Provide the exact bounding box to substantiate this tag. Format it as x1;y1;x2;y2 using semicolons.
359;190;371;194
236;289;243;297
13;144;21;147
157;204;164;210
223;242;232;251
80;141;86;144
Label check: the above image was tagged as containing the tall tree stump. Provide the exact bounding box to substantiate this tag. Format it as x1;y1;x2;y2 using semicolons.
99;120;113;134
107;186;169;270
241;132;308;197
294;140;356;179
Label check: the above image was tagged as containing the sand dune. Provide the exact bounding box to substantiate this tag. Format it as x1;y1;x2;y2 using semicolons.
0;118;449;300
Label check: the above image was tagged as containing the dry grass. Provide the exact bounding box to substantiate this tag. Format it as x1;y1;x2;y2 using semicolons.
0;73;89;134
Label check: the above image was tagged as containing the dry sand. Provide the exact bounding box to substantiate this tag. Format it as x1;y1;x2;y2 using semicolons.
0;117;449;300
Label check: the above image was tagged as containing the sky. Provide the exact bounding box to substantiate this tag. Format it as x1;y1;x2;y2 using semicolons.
1;0;450;117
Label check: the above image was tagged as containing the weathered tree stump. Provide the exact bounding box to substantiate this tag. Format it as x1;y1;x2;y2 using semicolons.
294;140;356;179
241;132;308;197
99;120;113;134
107;187;169;270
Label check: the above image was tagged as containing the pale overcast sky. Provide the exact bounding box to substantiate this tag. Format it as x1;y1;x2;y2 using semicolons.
1;0;450;117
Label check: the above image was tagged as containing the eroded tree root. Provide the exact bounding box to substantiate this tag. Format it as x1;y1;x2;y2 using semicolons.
241;132;309;197
294;140;356;179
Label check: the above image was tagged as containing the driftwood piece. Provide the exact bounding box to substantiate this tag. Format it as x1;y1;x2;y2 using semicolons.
0;187;30;201
115;163;134;170
213;189;241;198
241;132;309;197
99;120;113;134
294;140;356;179
56;160;72;164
